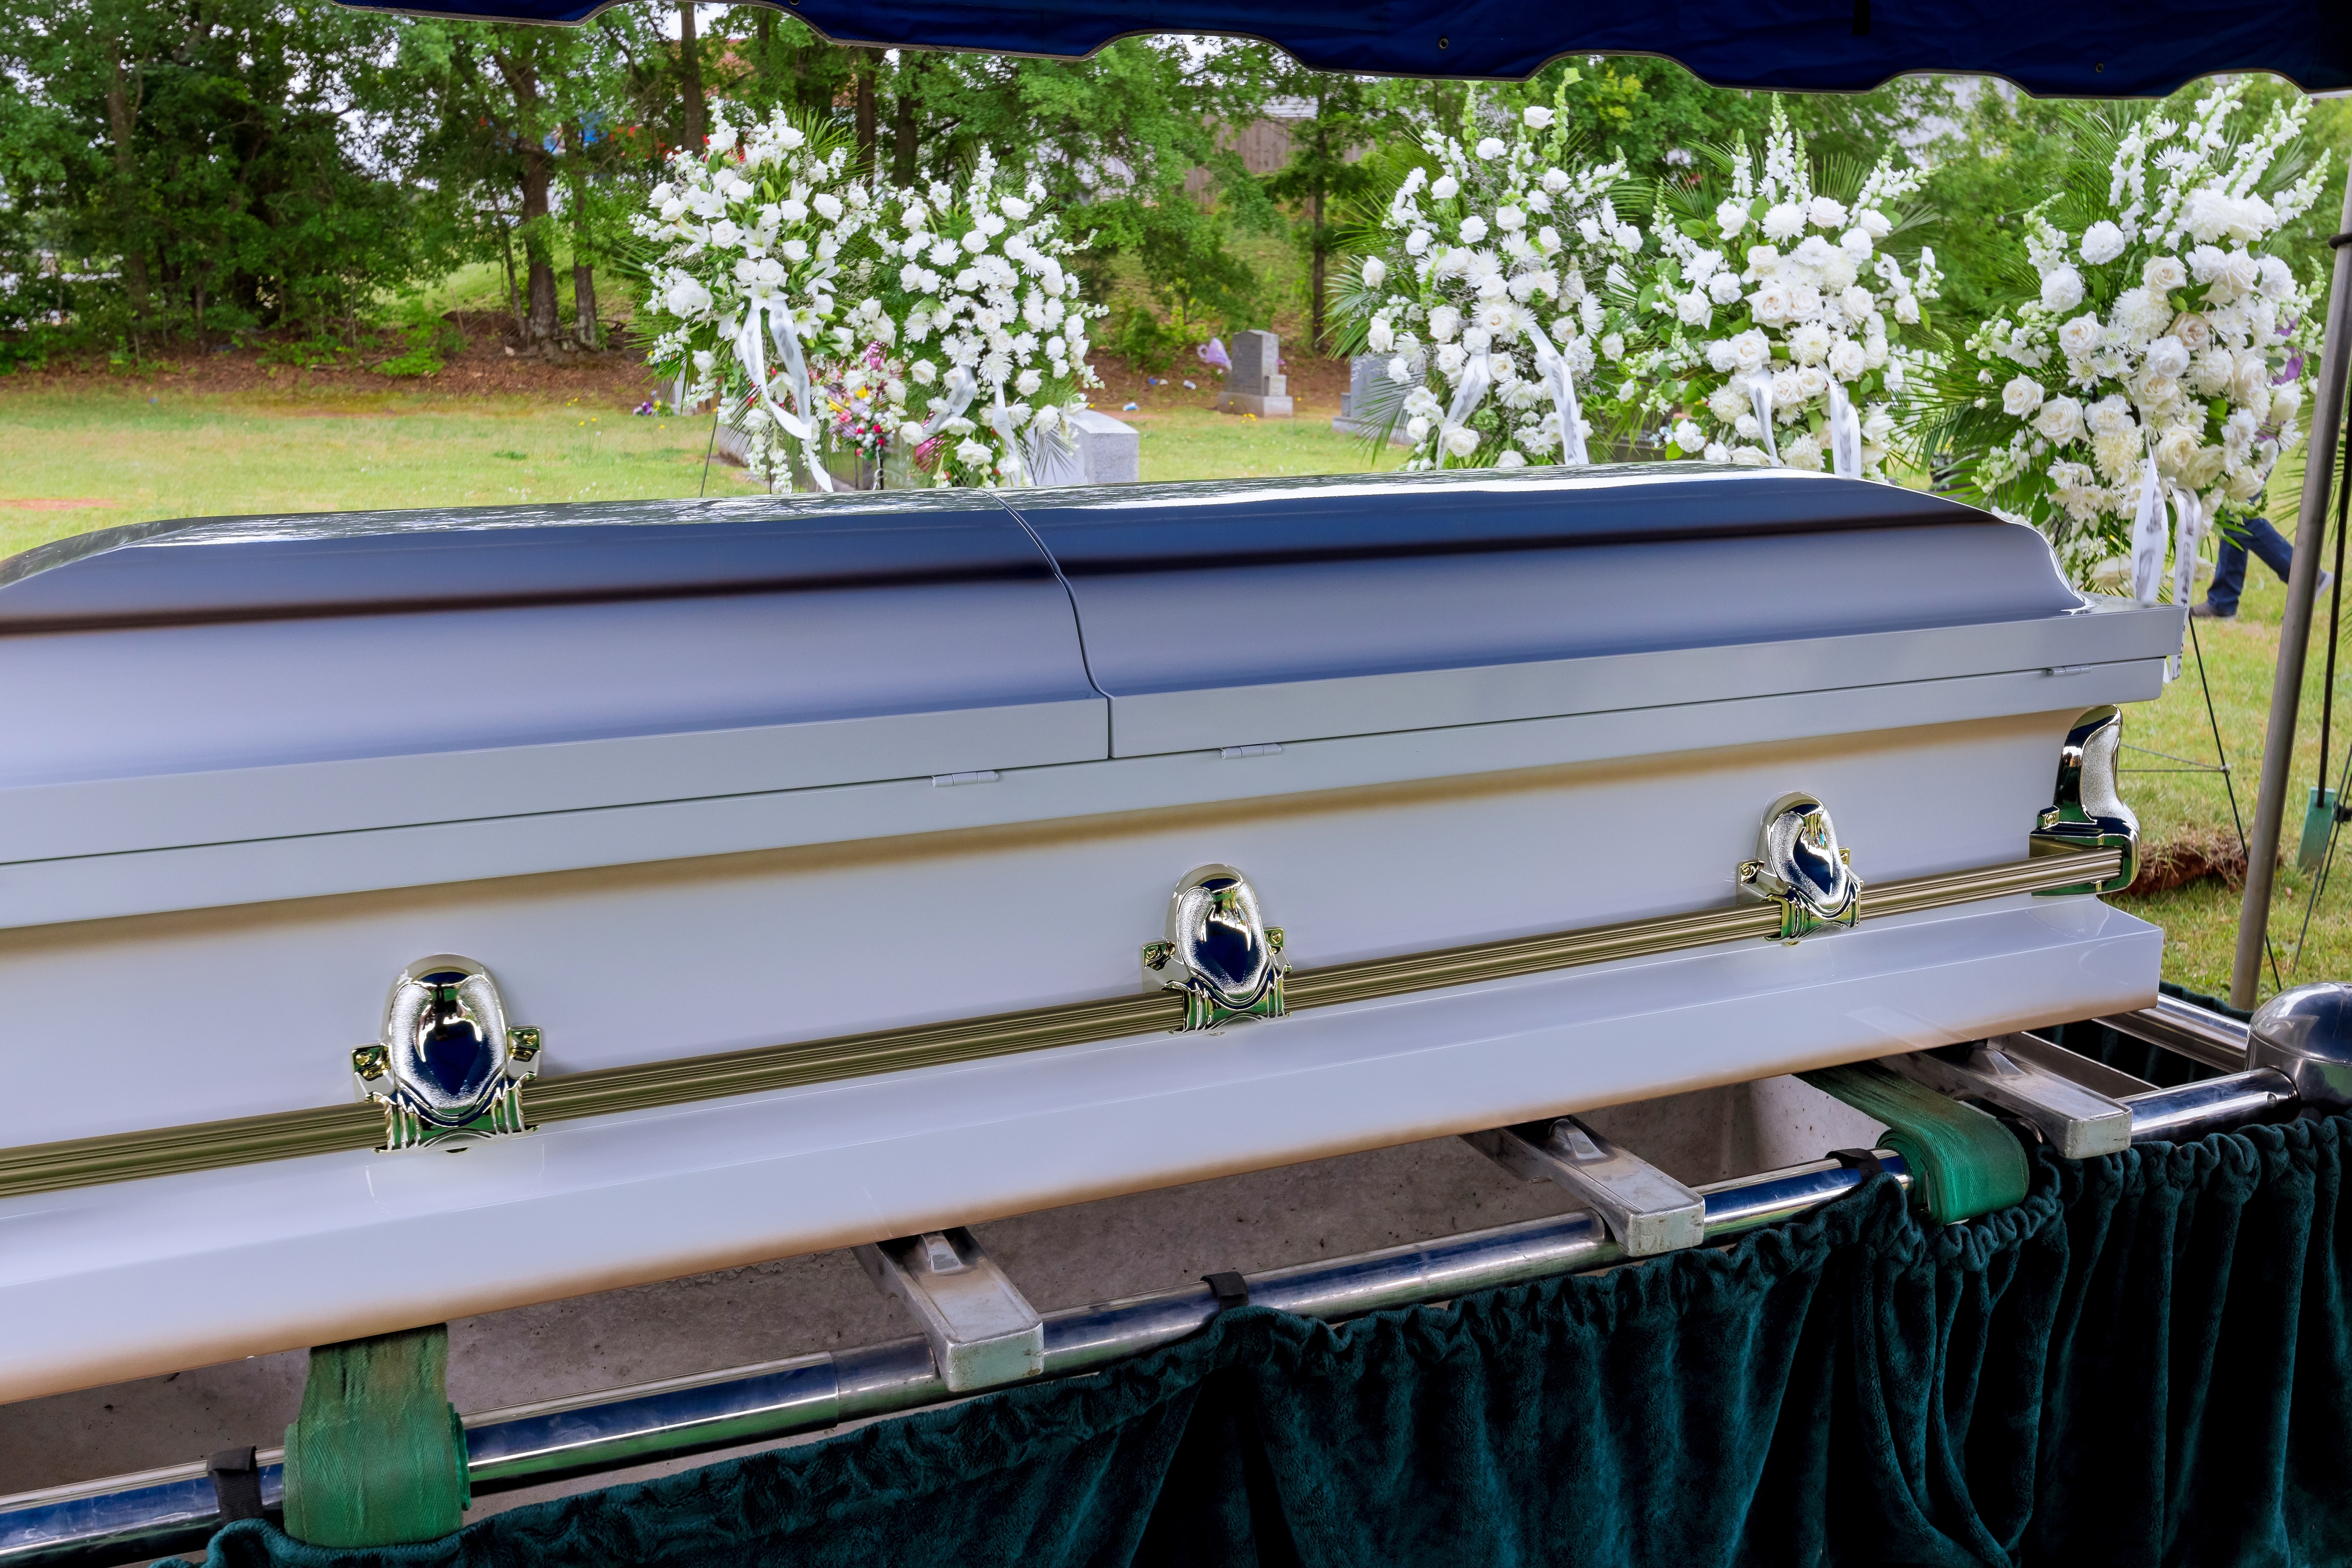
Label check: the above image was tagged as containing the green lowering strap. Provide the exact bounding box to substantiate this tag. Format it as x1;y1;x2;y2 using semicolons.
1800;1061;2030;1225
281;1323;469;1547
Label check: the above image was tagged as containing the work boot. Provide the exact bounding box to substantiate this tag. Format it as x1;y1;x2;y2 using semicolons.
2189;600;2234;620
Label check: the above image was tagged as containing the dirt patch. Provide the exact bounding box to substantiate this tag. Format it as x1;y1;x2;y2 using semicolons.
0;315;670;407
2126;826;2283;896
1084;347;1351;421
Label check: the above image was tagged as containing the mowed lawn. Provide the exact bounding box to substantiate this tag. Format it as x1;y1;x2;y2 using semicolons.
0;384;1400;560
0;378;2339;998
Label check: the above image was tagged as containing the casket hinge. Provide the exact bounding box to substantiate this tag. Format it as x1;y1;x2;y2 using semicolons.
2029;706;2139;896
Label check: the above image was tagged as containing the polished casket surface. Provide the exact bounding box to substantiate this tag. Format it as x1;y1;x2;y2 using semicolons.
0;465;2179;1398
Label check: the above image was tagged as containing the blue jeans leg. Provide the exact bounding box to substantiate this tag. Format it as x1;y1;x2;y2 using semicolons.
2204;516;2295;615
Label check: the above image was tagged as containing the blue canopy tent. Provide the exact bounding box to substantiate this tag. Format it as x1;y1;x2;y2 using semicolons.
341;0;2352;99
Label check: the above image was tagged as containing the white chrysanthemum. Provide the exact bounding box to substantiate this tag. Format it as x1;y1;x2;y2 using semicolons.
1706;383;1748;423
1762;203;1806;241
1672;419;1705;451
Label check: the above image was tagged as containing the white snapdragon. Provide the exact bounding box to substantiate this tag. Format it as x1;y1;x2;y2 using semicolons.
1336;83;1634;471
633;105;870;489
1940;79;2329;583
1610;98;1932;478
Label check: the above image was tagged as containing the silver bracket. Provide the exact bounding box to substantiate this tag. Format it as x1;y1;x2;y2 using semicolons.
1463;1116;1707;1256
353;954;541;1152
1141;864;1289;1031
1736;791;1862;944
1885;1034;2134;1158
856;1227;1044;1393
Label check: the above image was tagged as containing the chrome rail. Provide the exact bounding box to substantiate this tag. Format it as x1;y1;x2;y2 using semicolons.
2094;992;2252;1073
0;990;2304;1568
0;1155;1905;1568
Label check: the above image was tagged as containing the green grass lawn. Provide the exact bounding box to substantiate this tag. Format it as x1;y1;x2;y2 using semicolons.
0;378;2338;1000
2106;540;2352;1004
0;386;1397;560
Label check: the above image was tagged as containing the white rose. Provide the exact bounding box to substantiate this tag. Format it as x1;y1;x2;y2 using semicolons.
1769;369;1801;407
1808;197;1849;230
1543;169;1569;194
1731;446;1770;467
778;198;807;222
1406;415;1431;441
663;277;713;319
911;360;939;385
1706;339;1740;374
1676;291;1712;327
1856;208;1892;239
1730;329;1770;374
1703;442;1731;463
812;193;844;221
2003;375;2045;417
2144;255;2187;294
2271;385;2303;426
1795;365;1829;399
2144;335;2190;379
1707;271;1744;305
2217;250;2261;295
1496;206;1526;232
1388;355;1412;384
1435;342;1466;375
1405;229;1431;256
1600;332;1625;361
2080;221;2126;265
1496;449;1529;468
1735;413;1760;439
1830;340;1868;380
781;238;809;263
1893;295;1921;325
2041;266;2085;313
1016;368;1043;397
1000;196;1033;219
1429;305;1461;342
1431;175;1461;200
2034;395;2085;444
2231;349;2269;405
2058;313;2104;359
1839;228;1874;262
1475;137;1506;160
1459;215;1490;244
1462;325;1493;352
1367;316;1395;353
1362;257;1387;289
1716;199;1750;236
1522;106;1555;130
1442;424;1480;457
1672;418;1705;451
961;230;988;254
1840;284;1874;322
2257;255;2294;300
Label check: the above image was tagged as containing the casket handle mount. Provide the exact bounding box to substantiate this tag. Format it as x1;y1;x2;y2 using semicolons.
1143;864;1289;1031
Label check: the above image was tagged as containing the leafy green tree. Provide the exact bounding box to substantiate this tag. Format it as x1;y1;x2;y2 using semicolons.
1261;71;1382;349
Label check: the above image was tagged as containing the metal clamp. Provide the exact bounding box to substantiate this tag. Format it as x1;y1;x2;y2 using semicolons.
1142;864;1289;1031
1737;792;1861;943
856;1228;1044;1392
1464;1116;1706;1256
2031;706;2139;896
1885;1035;2134;1158
353;956;541;1152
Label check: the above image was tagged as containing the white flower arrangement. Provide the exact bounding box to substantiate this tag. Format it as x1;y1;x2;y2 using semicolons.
1926;81;2329;596
1610;101;1938;479
1331;88;1641;470
632;106;873;491
868;148;1105;487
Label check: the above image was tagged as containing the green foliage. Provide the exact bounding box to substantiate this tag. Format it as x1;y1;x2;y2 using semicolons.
1109;300;1205;374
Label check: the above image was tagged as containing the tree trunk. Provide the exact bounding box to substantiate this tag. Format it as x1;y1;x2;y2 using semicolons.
104;47;150;315
574;263;599;349
891;56;920;187
1309;184;1327;349
494;47;563;348
854;51;877;171
678;0;705;148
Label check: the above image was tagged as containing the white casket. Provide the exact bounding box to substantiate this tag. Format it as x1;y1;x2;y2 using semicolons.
0;464;2176;1401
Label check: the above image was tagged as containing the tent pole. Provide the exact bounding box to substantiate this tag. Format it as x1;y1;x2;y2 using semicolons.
2231;167;2352;1010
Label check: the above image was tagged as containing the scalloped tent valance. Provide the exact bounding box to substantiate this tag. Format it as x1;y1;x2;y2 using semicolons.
334;0;2352;99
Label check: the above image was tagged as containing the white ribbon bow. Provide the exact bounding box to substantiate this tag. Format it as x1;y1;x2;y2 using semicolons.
984;381;1029;489
1528;333;1589;466
2165;481;2209;679
1434;352;1494;469
1827;380;1864;480
731;297;831;493
1745;373;1781;466
2129;454;2168;608
919;365;979;439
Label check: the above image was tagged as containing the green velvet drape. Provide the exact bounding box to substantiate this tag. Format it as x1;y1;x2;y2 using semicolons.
194;1114;2352;1568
